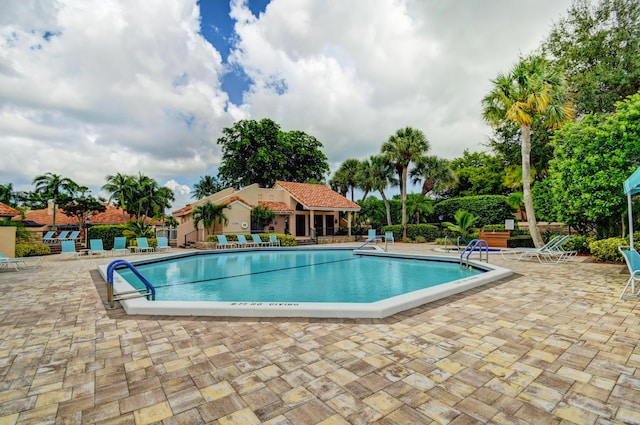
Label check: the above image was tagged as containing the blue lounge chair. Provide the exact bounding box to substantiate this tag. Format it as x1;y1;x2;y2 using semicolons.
385;231;395;244
0;253;43;271
54;231;70;242
89;239;107;257
216;235;238;249
132;238;155;254
251;234;268;247
237;234;257;247
269;234;280;247
60;240;78;259
42;231;56;244
66;231;81;241
367;229;381;244
618;246;640;299
156;237;172;252
112;237;128;256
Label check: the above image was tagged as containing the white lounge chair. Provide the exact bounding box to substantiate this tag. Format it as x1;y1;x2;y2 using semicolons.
501;235;574;263
0;253;44;271
618;246;640;299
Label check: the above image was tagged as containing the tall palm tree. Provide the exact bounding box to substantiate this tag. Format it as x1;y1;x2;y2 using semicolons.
192;175;224;199
362;155;397;226
331;159;361;201
0;183;16;206
381;127;430;238
410;156;456;196
192;201;229;237
102;173;135;223
482;55;574;247
32;172;75;229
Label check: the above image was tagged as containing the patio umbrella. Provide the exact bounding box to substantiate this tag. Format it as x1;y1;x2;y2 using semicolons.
623;166;640;247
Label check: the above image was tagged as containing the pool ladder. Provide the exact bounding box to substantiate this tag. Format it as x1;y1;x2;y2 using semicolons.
459;239;489;267
106;259;156;309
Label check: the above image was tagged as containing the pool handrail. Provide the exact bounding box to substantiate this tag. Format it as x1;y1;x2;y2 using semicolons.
460;239;489;266
106;259;156;309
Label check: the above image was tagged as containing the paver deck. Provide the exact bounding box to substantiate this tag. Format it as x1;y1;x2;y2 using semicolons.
0;243;638;424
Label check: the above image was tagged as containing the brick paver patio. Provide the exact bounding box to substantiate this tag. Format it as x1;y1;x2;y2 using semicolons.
0;244;638;424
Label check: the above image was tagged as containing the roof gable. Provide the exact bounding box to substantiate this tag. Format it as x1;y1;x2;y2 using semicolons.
274;181;360;211
0;202;19;217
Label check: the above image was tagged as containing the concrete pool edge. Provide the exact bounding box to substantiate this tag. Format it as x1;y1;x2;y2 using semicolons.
98;249;513;319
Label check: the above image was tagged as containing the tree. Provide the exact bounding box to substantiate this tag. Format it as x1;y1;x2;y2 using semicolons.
330;159;361;202
251;205;276;231
358;155;397;226
381;127;430;238
192;175;224;199
443;210;479;240
217;118;329;188
406;193;434;224
543;0;640;115
549;93;640;236
102;173;135;223
59;193;106;238
410;156;456;197
449;150;507;197
482;55;574;247
32;172;76;229
0;183;17;207
192;201;229;237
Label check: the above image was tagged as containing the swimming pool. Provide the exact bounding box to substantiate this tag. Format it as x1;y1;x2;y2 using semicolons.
101;248;512;318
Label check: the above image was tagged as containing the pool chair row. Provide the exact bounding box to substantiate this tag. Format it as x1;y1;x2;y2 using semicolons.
127;237;172;254
58;237;173;259
214;234;280;249
500;234;577;263
42;230;81;244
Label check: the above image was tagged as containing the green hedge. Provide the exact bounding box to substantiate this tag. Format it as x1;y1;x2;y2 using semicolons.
589;237;631;262
206;233;297;247
15;244;51;257
563;235;595;255
381;224;439;242
434;195;514;228
506;235;535;248
88;225;128;250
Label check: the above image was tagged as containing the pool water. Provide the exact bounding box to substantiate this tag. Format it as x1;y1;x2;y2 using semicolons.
117;249;482;303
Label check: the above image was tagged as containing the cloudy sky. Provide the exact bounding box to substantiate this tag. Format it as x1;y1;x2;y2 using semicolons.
0;0;572;210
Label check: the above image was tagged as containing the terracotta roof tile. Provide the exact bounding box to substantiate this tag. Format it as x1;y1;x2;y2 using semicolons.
220;196;252;207
258;201;293;213
275;181;360;211
0;202;20;217
172;205;193;216
18;205;160;226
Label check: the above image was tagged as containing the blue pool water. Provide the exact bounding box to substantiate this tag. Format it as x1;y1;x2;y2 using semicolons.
117;249;483;303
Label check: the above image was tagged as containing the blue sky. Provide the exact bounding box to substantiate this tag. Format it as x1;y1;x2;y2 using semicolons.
0;0;573;210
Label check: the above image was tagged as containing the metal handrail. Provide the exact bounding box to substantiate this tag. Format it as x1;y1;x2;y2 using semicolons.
460;239;489;267
106;259;156;309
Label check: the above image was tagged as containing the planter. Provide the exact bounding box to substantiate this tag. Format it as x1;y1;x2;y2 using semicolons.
478;231;511;248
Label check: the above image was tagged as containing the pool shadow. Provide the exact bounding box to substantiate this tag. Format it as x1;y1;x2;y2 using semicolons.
90;268;522;324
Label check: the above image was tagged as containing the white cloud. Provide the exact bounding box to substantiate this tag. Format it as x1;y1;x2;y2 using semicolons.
1;0;574;210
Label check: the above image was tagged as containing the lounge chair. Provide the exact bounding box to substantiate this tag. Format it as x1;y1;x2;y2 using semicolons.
385;231;395;244
54;231;70;243
268;234;281;247
618;246;640;299
251;234;268;247
112;237;128;256
132;238;155;254
367;229;382;244
237;234;257;247
501;235;572;262
156;236;172;253
60;240;78;259
89;239;107;257
66;231;81;241
42;231;56;244
0;253;44;271
216;235;238;249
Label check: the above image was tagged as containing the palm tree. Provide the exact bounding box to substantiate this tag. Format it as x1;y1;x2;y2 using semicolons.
0;183;16;206
482;55;573;247
381;127;430;238
410;156;457;196
192;201;229;237
443;210;479;240
192;175;224;199
365;155;397;226
406;193;434;224
331;159;361;201
32;172;75;229
102;173;135;223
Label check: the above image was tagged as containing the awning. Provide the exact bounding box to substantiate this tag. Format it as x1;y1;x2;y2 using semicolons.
624;166;640;247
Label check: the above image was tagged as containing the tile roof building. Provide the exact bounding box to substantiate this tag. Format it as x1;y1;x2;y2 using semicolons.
0;202;20;218
173;182;360;245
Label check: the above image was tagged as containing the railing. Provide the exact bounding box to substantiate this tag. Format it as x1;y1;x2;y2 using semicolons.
184;230;198;247
459;239;489;267
106;259;156;309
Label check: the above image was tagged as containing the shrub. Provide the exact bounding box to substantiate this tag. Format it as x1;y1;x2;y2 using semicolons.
507;235;535;248
406;224;439;241
434;195;515;228
434;237;448;245
88;225;127;250
414;236;426;243
589;237;630;262
563;235;595;255
381;225;403;241
15;244;51;257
